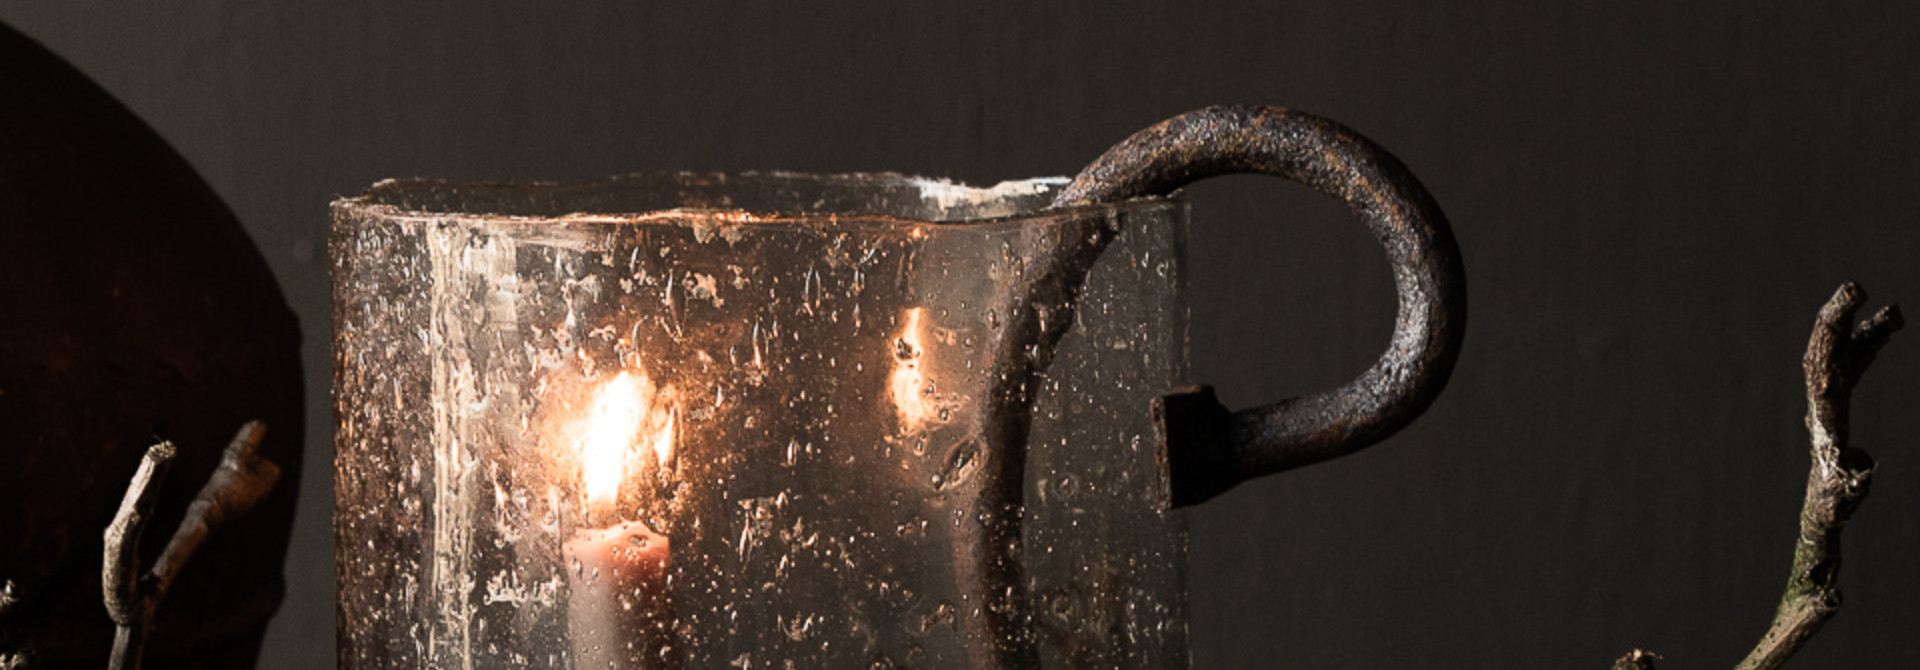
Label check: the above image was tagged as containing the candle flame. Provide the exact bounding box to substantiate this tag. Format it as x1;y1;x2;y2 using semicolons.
575;368;678;513
890;307;935;431
580;371;644;507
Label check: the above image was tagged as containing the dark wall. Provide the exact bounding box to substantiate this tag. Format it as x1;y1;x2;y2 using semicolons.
5;2;1915;667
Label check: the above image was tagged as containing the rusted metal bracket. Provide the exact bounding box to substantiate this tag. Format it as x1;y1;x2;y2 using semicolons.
1056;104;1467;508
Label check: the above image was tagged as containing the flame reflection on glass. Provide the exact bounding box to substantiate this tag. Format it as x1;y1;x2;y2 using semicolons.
890;307;934;432
651;407;675;469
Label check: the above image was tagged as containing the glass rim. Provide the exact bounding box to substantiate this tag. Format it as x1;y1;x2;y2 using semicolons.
330;170;1185;231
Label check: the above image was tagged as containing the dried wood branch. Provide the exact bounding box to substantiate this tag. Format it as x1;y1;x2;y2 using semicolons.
0;581;16;616
149;421;280;599
101;441;174;641
1610;649;1659;670
102;421;280;670
1;580;32;670
1737;284;1901;670
1610;283;1901;670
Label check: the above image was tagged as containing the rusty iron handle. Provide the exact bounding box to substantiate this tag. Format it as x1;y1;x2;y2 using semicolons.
1053;105;1467;508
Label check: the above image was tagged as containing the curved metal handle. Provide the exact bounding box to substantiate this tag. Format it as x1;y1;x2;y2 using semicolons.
1053;105;1467;508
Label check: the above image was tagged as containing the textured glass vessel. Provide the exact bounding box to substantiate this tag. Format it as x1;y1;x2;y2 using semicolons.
332;172;1191;669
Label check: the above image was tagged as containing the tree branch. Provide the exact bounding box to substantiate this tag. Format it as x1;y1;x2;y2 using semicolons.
1611;649;1659;670
1735;284;1901;670
102;421;279;670
102;442;176;628
1;580;32;670
149;421;281;598
1609;283;1901;670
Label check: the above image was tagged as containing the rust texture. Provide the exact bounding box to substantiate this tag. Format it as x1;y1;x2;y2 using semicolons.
943;105;1467;664
1053;104;1468;508
961;184;1121;667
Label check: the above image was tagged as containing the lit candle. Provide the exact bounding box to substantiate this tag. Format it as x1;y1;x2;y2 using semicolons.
563;370;676;669
565;520;670;669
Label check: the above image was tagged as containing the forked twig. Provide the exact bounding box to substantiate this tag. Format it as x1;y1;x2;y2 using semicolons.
1611;283;1902;669
102;421;280;670
1737;283;1901;669
102;443;175;668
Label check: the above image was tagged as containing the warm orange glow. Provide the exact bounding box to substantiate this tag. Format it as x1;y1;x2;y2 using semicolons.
575;369;678;512
651;408;676;467
890;307;935;431
579;371;644;507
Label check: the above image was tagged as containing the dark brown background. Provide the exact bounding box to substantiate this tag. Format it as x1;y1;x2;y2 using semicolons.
5;2;1916;667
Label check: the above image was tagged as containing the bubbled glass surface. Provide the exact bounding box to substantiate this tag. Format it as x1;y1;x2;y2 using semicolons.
331;172;1191;669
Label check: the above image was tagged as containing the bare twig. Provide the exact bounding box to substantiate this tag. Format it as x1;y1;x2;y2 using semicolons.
1736;284;1902;670
102;421;280;670
0;580;17;615
1608;283;1900;670
1611;649;1660;670
149;421;281;598
1;579;33;669
102;441;176;668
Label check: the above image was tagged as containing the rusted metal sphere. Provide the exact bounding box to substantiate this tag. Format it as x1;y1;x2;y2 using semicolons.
0;20;303;669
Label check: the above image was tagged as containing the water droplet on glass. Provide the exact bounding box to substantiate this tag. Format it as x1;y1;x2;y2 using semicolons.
933;438;981;491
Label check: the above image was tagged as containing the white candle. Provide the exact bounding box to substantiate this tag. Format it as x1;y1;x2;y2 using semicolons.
563;370;677;669
564;519;671;669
